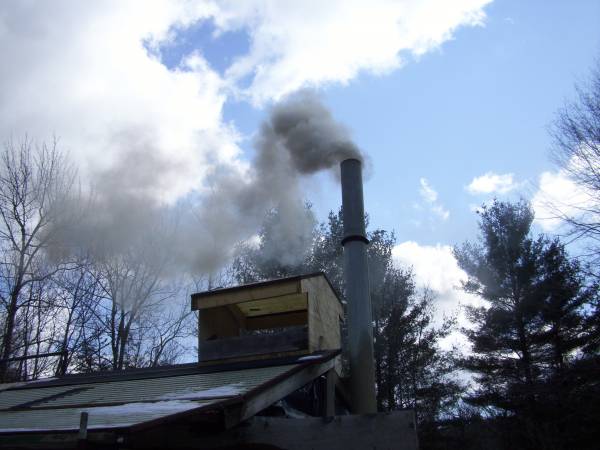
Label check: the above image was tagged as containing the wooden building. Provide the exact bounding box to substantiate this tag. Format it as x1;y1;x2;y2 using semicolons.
0;273;418;449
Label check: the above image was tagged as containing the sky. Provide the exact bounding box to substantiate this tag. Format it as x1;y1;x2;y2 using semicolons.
1;0;599;332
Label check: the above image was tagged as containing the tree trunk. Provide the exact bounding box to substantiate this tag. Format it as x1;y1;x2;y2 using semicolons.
0;287;22;381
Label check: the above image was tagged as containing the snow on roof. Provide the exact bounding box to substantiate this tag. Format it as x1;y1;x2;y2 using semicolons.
159;382;246;400
85;400;203;416
0;350;338;435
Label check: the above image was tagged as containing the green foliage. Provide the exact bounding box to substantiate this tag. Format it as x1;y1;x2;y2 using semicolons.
233;206;462;425
455;199;600;449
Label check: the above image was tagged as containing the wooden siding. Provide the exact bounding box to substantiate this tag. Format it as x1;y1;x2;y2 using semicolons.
198;328;309;362
245;310;308;331
195;274;343;366
192;279;301;310
236;293;307;317
302;276;344;353
198;307;240;341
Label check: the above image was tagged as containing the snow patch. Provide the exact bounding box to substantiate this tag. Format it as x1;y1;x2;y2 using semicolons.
85;400;202;416
26;377;58;384
159;383;246;400
297;355;323;362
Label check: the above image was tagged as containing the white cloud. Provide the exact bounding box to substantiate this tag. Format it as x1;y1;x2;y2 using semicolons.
532;169;593;232
420;178;439;203
431;205;450;221
0;0;493;204
393;241;483;348
393;241;470;313
466;172;517;194
419;178;449;220
0;1;240;203
216;0;493;103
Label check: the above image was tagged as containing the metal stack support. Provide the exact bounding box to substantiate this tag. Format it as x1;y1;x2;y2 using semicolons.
340;158;377;414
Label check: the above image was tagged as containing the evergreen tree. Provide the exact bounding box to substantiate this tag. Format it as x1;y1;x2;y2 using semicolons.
455;199;599;449
233;206;462;431
232;205;317;284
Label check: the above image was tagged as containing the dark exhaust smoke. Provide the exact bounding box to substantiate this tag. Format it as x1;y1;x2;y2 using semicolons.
182;91;366;272
50;91;366;277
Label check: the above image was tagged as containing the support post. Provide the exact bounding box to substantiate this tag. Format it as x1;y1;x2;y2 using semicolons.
324;370;336;417
77;412;88;449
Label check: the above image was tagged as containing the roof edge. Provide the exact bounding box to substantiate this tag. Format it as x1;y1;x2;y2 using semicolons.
191;272;343;306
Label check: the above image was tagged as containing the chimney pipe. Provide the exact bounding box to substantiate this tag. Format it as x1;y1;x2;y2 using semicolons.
340;158;377;414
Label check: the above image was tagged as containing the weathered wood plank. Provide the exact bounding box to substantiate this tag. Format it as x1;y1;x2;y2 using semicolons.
302;276;344;376
302;276;344;352
325;369;336;417
199;328;308;362
192;279;301;310
195;349;309;368
225;304;247;328
235;358;336;425
245;310;308;331
198;307;239;341
331;370;353;411
236;293;308;317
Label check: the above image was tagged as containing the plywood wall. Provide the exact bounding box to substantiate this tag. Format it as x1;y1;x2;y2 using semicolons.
302;276;344;353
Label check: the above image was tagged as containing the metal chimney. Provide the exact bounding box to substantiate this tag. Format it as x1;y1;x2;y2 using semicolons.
340;158;377;414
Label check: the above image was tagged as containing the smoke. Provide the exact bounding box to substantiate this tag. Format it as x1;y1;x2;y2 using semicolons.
44;129;188;281
267;92;362;174
181;91;364;272
51;91;364;276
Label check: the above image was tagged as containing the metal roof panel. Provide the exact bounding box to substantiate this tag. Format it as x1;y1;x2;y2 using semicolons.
0;399;216;432
0;361;303;433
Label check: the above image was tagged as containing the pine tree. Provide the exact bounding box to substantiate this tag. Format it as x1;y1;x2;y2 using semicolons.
233;207;462;431
455;199;599;449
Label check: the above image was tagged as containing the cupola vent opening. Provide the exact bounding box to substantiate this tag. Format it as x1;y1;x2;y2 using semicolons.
191;273;343;373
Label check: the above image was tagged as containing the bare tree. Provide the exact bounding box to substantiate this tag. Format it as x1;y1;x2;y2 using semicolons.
0;137;75;381
52;258;102;376
91;218;184;370
550;62;600;266
17;278;60;379
127;297;192;368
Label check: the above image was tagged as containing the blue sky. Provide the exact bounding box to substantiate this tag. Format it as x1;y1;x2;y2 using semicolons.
211;0;600;248
1;0;599;325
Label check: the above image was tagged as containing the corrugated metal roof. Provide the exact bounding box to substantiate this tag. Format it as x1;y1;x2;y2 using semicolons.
0;353;336;434
0;399;216;432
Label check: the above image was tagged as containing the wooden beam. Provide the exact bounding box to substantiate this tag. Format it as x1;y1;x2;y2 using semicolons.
245;311;308;330
237;293;308;317
332;371;353;410
225;304;247;328
199;328;308;362
223;358;336;428
324;369;336;417
192;280;300;310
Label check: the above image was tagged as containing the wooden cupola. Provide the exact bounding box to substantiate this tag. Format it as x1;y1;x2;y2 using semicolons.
191;273;344;367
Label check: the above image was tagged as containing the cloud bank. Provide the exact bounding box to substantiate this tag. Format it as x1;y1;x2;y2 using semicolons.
218;0;493;103
531;168;594;232
0;0;492;197
393;241;482;348
0;0;493;272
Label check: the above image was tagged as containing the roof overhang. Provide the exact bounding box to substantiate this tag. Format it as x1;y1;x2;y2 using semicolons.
0;351;339;448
